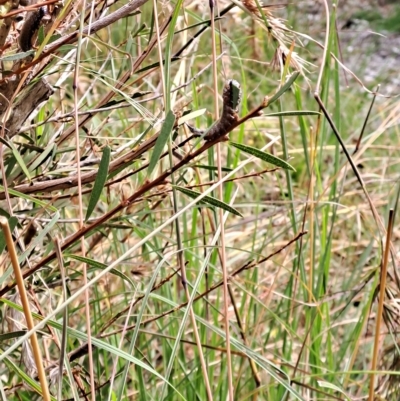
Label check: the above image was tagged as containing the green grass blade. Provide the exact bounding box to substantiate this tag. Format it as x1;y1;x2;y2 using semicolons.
28;143;56;173
148;110;176;175
66;254;136;288
8;141;31;182
174;185;242;217
229;141;295;171
19;211;60;262
264;110;320;117
0;186;58;212
0;330;26;342
3;356;56;400
191;164;233;172
267;71;300;105
85;146;111;221
0;216;18;254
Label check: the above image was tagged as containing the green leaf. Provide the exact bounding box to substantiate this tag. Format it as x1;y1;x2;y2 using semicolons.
0;216;18;254
0;136;12;149
0;186;58;212
132;23;147;38
38;26;45;46
136;57;181;74
317;381;352;401
8;141;31;182
265;110;321;117
0;208;10;219
230;141;296;171
175;16;223;34
0;51;35;62
66;254;136;288
48;33;62;44
102;91;151;108
19;212;59;263
148;110;176;175
85;146;111;221
3;357;56;399
174;186;242;217
28;143;55;172
268;71;300;105
17;132;35;144
149;292;304;401
191;164;233;172
0;330;26;342
0;267;13;287
177;108;206;125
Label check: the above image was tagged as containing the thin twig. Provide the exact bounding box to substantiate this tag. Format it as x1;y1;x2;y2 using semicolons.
54;238;68;400
210;1;233;399
0;217;51;401
368;209;394;401
72;3;95;398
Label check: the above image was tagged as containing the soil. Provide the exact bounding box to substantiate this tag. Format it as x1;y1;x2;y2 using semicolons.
291;1;400;95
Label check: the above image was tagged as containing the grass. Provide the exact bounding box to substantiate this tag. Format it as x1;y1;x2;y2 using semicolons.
0;0;400;400
352;6;400;33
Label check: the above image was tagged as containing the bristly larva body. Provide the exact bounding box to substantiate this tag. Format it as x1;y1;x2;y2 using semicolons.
19;6;45;52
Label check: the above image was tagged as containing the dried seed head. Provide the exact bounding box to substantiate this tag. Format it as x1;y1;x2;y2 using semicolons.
240;0;312;77
271;44;308;73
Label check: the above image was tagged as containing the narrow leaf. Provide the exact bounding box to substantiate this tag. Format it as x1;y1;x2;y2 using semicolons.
175;17;223;34
0;330;26;342
317;381;352;401
18;132;35;144
148;110;176;175
0;216;18;254
38;26;45;46
4;357;45;396
265;110;321;117
102;91;151;108
48;33;61;44
0;185;58;212
85;146;111;221
132;23;147;38
0;267;13;287
136;56;181;74
8;141;31;181
268;71;300;105
177;108;206;125
174;186;242;217
0;51;34;62
0;208;10;218
0;137;12;149
66;254;136;288
29;143;55;172
230;141;296;171
19;212;59;263
191;164;233;172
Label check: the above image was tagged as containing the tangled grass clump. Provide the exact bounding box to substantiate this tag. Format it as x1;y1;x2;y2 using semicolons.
0;0;400;400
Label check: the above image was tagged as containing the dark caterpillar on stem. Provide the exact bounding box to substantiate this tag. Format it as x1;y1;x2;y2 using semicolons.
19;6;45;51
186;80;242;141
203;79;242;141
